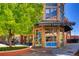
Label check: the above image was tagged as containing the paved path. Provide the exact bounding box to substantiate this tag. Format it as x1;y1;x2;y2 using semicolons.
19;44;79;56
20;48;53;56
58;44;79;56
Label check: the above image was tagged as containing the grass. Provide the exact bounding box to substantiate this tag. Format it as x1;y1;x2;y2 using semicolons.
0;46;27;51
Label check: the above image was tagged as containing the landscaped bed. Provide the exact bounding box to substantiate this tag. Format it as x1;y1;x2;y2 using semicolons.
0;46;27;51
0;46;31;56
0;43;29;51
0;44;31;56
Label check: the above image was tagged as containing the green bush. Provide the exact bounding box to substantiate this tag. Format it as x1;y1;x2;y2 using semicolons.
0;47;27;51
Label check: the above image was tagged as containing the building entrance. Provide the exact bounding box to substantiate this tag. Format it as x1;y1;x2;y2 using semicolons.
35;30;42;47
45;28;57;48
45;36;57;47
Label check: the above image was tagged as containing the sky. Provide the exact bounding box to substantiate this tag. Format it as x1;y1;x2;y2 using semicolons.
65;3;79;35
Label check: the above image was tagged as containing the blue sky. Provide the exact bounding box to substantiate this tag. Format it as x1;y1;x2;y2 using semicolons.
65;3;79;35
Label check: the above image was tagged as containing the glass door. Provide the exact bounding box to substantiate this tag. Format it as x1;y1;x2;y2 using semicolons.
35;30;42;47
45;28;57;48
45;36;57;48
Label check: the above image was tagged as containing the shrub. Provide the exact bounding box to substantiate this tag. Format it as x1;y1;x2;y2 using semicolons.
0;46;27;51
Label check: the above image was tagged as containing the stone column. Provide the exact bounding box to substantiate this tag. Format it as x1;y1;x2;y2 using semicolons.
41;27;45;48
56;27;60;48
68;31;71;39
62;28;64;46
32;27;35;47
64;32;67;46
57;3;60;21
43;3;46;20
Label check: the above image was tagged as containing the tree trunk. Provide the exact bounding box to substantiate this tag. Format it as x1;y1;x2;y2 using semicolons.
8;29;13;47
20;35;24;44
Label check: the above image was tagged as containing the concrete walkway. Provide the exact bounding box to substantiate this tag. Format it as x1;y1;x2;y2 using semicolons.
53;44;79;56
20;44;79;56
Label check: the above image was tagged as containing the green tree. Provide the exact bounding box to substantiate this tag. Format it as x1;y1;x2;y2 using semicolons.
0;3;43;46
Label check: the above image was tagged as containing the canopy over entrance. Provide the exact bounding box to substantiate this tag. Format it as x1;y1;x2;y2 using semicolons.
35;20;75;32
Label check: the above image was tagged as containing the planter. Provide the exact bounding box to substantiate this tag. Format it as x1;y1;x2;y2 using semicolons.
0;47;31;56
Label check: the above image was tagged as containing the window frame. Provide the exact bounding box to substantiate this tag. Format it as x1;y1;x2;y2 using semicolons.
45;8;57;19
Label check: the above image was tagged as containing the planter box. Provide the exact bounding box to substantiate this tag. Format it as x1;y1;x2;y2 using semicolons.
0;47;31;56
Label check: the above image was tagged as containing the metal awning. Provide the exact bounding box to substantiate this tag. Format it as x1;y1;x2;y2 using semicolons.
35;20;75;32
35;20;75;26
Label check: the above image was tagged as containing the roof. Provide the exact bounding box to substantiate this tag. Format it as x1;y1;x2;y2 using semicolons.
35;20;75;26
35;20;75;32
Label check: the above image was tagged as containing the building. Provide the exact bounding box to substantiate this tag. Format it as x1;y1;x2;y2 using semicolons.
71;35;79;39
67;35;79;43
32;3;75;48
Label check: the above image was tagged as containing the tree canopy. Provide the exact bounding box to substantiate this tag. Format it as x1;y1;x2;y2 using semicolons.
0;3;43;35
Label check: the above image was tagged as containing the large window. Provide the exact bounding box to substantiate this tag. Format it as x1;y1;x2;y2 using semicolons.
35;30;42;46
46;36;56;42
45;3;57;19
45;8;57;19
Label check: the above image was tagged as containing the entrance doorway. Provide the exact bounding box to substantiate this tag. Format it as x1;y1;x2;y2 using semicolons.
35;30;42;47
45;36;57;48
45;28;57;48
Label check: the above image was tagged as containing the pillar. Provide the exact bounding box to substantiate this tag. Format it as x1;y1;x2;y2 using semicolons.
68;31;71;39
62;28;65;46
56;27;60;48
43;3;46;20
64;32;67;46
41;27;45;47
70;31;71;39
57;3;60;21
32;27;35;47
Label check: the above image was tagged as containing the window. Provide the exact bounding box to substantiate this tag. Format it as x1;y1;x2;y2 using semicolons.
45;3;57;19
46;8;50;14
45;8;57;19
46;36;56;42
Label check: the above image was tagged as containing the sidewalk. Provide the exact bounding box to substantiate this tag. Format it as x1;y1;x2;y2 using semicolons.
19;43;79;56
53;44;79;56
